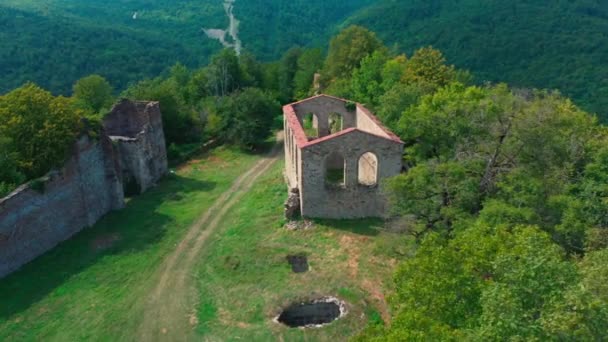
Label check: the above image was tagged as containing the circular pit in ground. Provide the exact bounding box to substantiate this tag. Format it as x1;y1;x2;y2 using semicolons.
275;297;346;328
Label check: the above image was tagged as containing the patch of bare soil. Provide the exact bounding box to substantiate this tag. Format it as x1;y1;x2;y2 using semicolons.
361;278;391;324
339;234;391;323
339;235;367;278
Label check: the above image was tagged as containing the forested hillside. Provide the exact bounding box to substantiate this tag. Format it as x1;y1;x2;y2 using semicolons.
1;20;607;339
0;0;372;95
346;0;608;119
233;0;374;60
0;6;212;96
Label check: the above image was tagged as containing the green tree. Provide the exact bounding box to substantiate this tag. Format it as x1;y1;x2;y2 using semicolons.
388;83;600;251
350;50;389;107
541;249;608;339
206;49;243;97
185;67;210;105
239;51;264;89
0;137;25;197
122;78;200;145
278;47;303;102
402;47;457;91
293;48;324;99
364;224;596;340
209;88;280;149
0;83;83;179
73;75;114;114
322;26;384;83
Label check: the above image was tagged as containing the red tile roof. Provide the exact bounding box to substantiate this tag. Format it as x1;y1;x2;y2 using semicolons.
283;104;309;148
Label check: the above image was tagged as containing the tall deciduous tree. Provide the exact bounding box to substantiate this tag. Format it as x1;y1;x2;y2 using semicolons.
73;74;114;113
350;50;389;108
0;137;25;197
323;26;384;82
210;88;280;149
278;47;303;102
206;49;243;97
293;48;324;99
122;78;200;145
402;47;456;90
0;83;83;179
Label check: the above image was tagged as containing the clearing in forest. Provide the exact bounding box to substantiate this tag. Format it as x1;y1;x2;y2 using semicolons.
0;137;411;341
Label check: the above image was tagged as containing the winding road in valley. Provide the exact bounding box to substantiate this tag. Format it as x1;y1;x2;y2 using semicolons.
203;0;242;55
135;134;282;341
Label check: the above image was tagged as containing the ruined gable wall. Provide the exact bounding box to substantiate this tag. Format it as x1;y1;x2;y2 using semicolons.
293;97;356;137
299;131;403;219
103;99;148;137
0;134;124;278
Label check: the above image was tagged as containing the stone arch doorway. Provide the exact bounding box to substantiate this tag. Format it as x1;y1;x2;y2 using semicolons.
358;152;378;186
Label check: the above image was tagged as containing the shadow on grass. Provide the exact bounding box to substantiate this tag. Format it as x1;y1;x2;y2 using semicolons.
312;218;384;237
0;174;215;320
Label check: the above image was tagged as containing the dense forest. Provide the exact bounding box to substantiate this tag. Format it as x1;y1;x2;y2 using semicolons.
347;0;608;120
0;0;371;95
1;3;607;339
2;0;607;122
318;25;608;341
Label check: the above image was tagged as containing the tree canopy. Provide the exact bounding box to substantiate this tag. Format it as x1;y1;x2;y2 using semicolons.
0;83;83;196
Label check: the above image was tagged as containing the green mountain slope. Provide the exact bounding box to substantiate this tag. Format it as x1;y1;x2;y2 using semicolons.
346;0;608;119
234;0;375;60
0;5;215;95
0;0;373;95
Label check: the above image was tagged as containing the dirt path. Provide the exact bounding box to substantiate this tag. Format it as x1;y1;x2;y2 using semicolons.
136;135;282;341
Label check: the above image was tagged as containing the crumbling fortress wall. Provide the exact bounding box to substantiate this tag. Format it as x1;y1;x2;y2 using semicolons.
283;95;403;219
104;100;168;194
0;100;168;278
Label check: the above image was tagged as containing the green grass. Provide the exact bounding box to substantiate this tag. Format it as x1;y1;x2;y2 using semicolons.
193;162;415;341
0;146;259;341
0;146;415;341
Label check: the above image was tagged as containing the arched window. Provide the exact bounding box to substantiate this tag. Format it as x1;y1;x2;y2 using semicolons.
328;113;343;134
302;113;319;138
325;152;345;188
358;152;378;186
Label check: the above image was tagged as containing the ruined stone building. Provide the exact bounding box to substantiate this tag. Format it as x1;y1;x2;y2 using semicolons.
283;95;404;219
0;100;168;278
104;99;168;194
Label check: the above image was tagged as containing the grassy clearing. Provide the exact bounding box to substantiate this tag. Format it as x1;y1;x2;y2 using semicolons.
0;144;414;341
0;147;259;341
193;162;415;341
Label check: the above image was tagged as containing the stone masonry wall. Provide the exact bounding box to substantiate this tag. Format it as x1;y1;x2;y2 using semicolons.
284;95;404;219
356;105;391;138
299;130;403;219
293;96;356;138
104;100;168;193
0;134;124;278
0;99;169;278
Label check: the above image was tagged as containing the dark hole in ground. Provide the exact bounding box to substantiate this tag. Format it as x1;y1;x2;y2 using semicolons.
286;255;308;273
277;300;341;327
